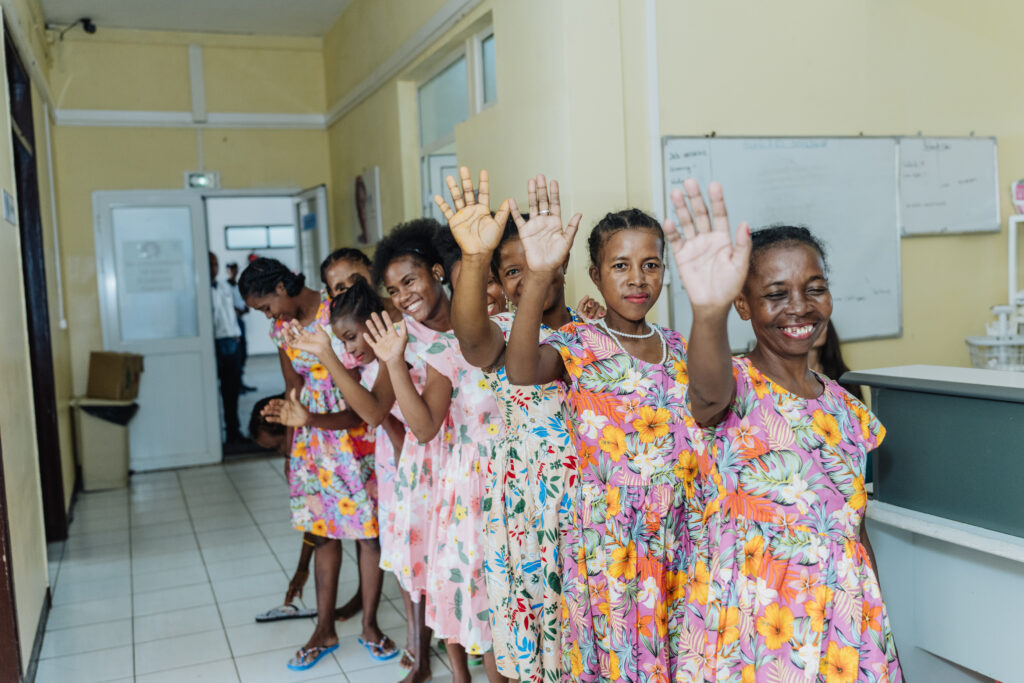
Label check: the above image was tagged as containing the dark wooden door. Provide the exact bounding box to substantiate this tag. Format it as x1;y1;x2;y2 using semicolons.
5;29;67;542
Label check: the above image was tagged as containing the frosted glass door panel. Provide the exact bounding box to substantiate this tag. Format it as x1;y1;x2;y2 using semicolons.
112;206;198;342
418;57;467;148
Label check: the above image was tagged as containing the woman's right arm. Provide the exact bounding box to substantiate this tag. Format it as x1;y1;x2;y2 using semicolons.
284;323;396;427
437;167;511;370
665;179;751;427
505;175;581;386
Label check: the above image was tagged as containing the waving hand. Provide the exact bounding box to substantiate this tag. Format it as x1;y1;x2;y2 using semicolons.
434;168;511;256
664;179;751;311
508;174;582;273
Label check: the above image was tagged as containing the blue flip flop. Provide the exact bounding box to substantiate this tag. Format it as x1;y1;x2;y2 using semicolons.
358;636;400;661
287;644;338;671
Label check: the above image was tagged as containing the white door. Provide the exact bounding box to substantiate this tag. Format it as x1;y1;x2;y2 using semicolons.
93;191;221;470
422;154;458;222
294;185;330;287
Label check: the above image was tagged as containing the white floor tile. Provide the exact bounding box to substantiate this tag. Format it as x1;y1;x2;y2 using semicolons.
133;603;224;643
134;582;215;617
39;618;131;659
129;518;195;538
52;574;132;606
132;549;205;577
192;514;257;533
131;533;200;557
132;562;210;594
133;628;232;675
135;658;240;682
33;645;133;683
46;595;132;630
212;570;287;604
130;507;191;528
205;554;283;582
225;619;320;657
197;525;264;549
235;644;343;683
54;558;131;585
201;539;272;565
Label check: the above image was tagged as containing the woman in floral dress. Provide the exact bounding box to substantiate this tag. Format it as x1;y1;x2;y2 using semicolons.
435;168;579;683
239;258;379;671
664;178;903;682
505;179;707;682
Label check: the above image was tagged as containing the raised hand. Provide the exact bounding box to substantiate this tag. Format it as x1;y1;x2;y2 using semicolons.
508;174;582;273
283;320;332;359
263;388;312;428
362;311;408;366
433;168;511;256
663;179;751;311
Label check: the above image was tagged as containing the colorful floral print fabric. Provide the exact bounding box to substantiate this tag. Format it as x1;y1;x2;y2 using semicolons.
695;356;902;682
542;322;706;682
482;311;579;683
379;316;443;598
424;331;504;653
271;290;378;540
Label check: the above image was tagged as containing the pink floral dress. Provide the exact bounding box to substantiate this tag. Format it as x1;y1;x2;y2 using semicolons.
354;358;413;569
381;316;446;598
271;290;378;539
424;332;504;654
695;357;902;682
542;322;706;683
482;311;579;683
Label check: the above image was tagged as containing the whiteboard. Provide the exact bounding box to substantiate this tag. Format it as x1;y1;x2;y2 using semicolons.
899;137;999;235
662;137;902;351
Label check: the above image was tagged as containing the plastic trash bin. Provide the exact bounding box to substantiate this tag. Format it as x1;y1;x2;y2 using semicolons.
71;398;138;491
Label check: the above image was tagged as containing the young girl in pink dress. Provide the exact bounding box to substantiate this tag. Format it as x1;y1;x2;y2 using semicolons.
366;220;507;683
504;179;707;682
664;178;902;682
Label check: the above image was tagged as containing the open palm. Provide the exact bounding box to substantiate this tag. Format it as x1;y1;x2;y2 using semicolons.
284;321;331;358
509;174;582;273
664;179;751;309
362;311;408;366
433;168;510;255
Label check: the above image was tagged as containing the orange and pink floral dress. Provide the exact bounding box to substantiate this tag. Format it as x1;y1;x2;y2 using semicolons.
695;357;902;682
271;290;378;539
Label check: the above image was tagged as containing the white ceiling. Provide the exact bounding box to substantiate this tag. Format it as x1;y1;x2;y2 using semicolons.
40;0;353;37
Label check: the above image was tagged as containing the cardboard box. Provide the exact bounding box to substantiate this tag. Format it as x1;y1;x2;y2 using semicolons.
86;352;144;400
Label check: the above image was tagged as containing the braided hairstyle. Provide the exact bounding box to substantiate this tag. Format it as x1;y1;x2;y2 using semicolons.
320;248;371;288
329;276;386;324
238;257;305;299
587;209;664;266
371;218;445;287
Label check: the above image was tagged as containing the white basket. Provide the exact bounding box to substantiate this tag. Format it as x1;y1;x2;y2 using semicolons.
965;335;1024;371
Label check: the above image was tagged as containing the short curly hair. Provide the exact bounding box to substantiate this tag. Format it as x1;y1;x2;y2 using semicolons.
371;218;444;287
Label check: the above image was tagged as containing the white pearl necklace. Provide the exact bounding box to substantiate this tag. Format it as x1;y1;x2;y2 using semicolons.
597;318;667;365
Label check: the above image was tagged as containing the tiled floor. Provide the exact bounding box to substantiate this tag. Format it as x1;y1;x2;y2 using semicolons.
39;457;480;682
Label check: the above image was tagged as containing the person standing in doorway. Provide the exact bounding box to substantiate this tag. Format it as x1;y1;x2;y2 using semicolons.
210;252;245;444
226;261;256;393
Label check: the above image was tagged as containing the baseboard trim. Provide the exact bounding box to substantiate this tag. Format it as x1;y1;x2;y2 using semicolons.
24;587;51;683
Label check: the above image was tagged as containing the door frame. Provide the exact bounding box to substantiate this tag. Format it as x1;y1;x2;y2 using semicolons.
5;27;67;542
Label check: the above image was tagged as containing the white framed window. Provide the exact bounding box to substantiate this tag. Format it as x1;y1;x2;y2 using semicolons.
224;224;295;250
474;27;496;111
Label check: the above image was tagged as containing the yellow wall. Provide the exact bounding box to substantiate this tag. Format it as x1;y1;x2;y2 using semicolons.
49;29;332;394
655;0;1019;370
0;8;53;670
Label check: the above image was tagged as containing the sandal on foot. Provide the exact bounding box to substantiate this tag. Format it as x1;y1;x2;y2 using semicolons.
255;604;317;622
358;635;399;661
286;644;338;671
399;649;415;670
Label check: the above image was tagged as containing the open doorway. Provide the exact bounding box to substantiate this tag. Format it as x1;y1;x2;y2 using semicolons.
203;188;330;453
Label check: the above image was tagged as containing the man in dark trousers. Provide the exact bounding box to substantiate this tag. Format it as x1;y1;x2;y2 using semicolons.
225;261;255;392
210;252;245;443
